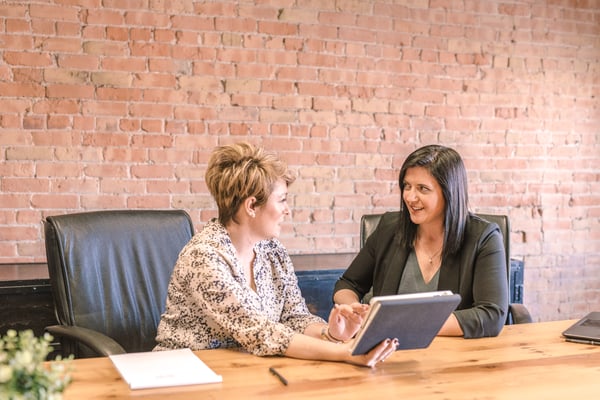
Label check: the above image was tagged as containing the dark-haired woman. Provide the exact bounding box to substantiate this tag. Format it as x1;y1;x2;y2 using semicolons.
333;145;509;338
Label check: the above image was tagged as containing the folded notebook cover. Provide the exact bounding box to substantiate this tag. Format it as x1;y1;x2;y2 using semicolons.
109;348;222;390
350;291;462;355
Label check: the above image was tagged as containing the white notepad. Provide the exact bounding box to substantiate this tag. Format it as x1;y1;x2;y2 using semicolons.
109;348;222;390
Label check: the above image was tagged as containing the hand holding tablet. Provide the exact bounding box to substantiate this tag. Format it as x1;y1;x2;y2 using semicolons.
350;291;461;355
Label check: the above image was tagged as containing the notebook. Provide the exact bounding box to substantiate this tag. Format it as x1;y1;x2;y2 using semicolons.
350;290;461;355
562;312;600;345
109;348;223;390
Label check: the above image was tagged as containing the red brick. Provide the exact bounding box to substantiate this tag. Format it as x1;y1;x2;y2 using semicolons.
35;37;82;53
57;54;100;70
82;25;105;40
46;84;95;99
36;162;83;178
270;95;309;110
119;119;141;131
132;133;172;147
126;195;171;209
215;17;256;33
148;59;184;74
171;15;214;31
83;41;129;56
29;18;54;35
258;21;298;36
56;21;81;36
132;73;176;88
130;28;152;41
3;51;52;67
129;103;173;118
0;1;597;326
298;23;338;40
96;87;143;101
46;115;71;129
175;31;200;47
6;18;30;33
30;194;79;208
80;194;127;209
101;57;146;72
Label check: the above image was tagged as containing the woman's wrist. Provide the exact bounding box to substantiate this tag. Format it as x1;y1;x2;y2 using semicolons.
320;326;344;343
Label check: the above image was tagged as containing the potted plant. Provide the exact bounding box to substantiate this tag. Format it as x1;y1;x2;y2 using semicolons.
0;329;72;400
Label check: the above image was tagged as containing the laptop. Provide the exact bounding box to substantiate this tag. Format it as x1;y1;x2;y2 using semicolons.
562;312;600;345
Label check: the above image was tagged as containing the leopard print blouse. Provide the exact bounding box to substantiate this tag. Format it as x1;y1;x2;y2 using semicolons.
154;219;324;356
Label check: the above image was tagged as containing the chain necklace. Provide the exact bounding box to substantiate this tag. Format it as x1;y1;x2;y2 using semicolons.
416;237;443;266
424;246;443;266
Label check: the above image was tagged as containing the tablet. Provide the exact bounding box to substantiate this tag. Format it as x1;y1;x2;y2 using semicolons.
350;291;462;355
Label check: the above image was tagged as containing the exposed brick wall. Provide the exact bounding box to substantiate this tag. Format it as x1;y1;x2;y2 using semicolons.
0;1;598;322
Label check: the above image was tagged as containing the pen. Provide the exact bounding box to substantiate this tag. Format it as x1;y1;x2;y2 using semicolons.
565;338;600;345
269;367;288;386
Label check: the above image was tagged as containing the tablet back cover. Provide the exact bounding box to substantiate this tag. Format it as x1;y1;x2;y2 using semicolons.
351;291;461;355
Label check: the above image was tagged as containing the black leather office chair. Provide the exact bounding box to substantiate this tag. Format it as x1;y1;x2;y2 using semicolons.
360;212;532;324
44;210;194;358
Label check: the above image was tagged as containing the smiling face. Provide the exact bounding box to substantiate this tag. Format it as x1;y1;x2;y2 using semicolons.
402;166;446;227
252;179;290;239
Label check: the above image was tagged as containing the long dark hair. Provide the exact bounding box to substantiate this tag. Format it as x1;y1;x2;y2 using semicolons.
397;145;469;258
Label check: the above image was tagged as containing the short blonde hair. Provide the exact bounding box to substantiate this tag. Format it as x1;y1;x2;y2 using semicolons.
205;142;295;225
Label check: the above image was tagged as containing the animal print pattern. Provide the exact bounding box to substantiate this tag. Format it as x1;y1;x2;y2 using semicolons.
154;219;324;356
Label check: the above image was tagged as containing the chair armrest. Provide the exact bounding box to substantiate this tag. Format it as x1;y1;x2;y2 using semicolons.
45;325;126;357
509;303;533;324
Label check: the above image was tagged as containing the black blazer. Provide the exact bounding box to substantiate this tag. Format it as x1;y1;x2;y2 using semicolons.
334;212;509;338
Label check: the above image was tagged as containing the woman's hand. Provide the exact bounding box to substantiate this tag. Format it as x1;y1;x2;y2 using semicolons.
344;338;399;368
327;303;370;342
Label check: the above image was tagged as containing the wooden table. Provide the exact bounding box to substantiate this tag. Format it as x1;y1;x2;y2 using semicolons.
59;320;600;399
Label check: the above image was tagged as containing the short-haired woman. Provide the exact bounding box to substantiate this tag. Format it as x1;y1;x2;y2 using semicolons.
155;142;397;367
